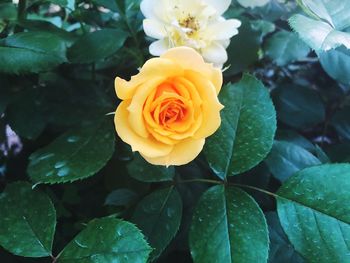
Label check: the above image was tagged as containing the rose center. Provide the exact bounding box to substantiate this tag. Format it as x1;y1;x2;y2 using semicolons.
160;100;187;125
178;15;200;36
150;82;189;129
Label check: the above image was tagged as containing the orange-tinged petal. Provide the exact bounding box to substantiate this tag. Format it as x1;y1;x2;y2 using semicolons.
127;77;165;138
114;101;173;158
141;138;205;166
115;58;184;100
185;70;224;139
162;47;223;94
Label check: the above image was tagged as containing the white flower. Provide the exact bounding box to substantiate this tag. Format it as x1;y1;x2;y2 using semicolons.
141;0;241;68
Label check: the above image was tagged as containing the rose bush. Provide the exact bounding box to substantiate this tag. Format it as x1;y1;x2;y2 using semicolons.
114;47;223;166
1;0;350;263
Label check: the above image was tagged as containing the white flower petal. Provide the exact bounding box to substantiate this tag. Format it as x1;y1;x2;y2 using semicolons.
140;0;156;18
203;19;241;40
202;0;231;15
220;39;231;48
149;39;171;56
140;0;169;20
143;19;167;39
201;42;228;65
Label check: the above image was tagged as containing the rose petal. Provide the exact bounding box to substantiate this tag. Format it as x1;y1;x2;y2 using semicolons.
140;0;168;20
128;77;165;138
201;42;228;66
149;39;171;56
185;71;224;139
162;47;222;93
141;138;205;166
202;0;231;15
115;101;173;158
143;19;168;39
115;57;183;100
203;19;241;40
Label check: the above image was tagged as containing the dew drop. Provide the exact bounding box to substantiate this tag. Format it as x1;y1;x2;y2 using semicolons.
74;239;88;248
57;167;70;177
54;161;67;169
67;136;79;143
167;208;175;217
39;153;55;161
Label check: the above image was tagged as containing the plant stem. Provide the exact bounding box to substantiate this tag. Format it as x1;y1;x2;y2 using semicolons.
175;179;278;198
17;0;27;22
229;183;279;198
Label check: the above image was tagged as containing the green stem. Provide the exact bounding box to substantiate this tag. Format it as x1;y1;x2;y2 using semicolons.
229;183;278;198
17;0;27;22
175;178;278;198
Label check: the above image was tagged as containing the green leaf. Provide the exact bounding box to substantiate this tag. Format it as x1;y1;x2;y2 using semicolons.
251;20;276;41
331;105;350;139
236;0;270;8
289;14;350;52
189;185;269;263
0;78;12;116
0;32;67;74
251;0;292;22
6;88;46;140
28;119;115;184
276;130;315;152
225;20;261;75
277;164;350;263
266;212;304;263
17;19;76;44
205;74;276;178
0;182;56;257
299;0;350;30
273;84;325;129
67;29;128;63
58;217;151;262
50;0;68;6
0;3;16;20
319;45;350;85
265;30;310;66
127;153;175;182
105;189;138;207
132;187;182;261
265;141;321;182
314;145;330;164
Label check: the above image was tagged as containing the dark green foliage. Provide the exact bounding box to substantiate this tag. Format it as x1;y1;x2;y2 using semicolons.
0;182;56;257
1;0;350;262
205;74;276;178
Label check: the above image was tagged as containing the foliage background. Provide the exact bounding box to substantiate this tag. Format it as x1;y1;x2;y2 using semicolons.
1;0;350;262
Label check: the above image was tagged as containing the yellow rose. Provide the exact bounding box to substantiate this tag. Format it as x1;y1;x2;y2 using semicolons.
114;47;223;166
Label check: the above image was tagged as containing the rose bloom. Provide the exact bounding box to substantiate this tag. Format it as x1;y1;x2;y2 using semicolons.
114;47;223;166
141;0;241;68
